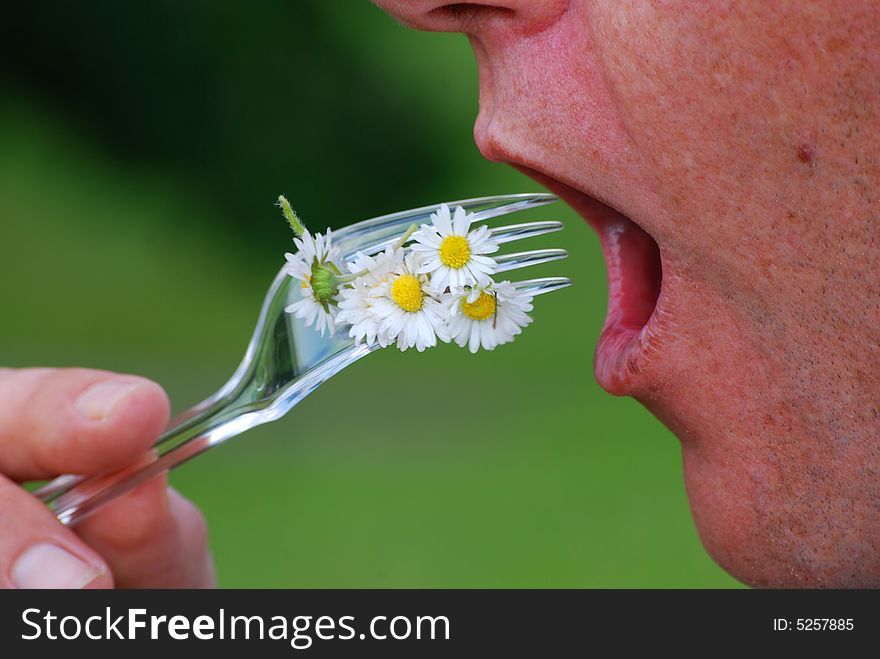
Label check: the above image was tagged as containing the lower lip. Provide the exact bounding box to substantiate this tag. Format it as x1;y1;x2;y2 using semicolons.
516;169;664;394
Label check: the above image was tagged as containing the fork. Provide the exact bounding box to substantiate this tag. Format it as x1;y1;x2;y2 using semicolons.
36;193;571;526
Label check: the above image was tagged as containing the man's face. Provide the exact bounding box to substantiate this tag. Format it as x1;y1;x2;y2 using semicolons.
373;0;880;586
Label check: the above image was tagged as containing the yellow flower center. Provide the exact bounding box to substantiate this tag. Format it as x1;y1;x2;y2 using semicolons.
461;291;496;321
390;274;424;313
439;235;471;269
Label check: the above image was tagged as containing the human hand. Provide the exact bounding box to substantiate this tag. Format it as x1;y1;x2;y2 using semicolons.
0;368;215;588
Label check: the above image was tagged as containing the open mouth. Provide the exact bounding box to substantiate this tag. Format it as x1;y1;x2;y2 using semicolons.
518;168;664;395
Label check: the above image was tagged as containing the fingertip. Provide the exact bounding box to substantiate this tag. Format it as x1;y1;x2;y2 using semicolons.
88;376;170;445
9;541;115;590
83;569;115;589
71;375;171;474
0;475;115;590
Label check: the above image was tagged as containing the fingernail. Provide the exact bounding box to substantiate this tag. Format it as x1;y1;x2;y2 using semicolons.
12;543;102;589
75;380;140;421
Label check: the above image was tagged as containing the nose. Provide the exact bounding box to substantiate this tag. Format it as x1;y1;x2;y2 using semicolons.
373;0;568;34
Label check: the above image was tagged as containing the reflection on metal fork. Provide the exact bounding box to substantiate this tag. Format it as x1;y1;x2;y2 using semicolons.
36;193;572;526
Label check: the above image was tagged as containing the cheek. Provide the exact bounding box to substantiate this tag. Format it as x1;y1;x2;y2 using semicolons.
591;2;777;175
589;2;844;241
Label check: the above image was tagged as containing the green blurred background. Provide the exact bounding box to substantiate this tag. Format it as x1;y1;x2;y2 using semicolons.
0;2;737;587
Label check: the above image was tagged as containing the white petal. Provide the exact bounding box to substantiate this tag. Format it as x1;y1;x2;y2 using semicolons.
413;228;443;248
423;256;443;271
475;271;494;288
430;267;450;293
453;323;469;348
416;260;437;275
480;322;496;350
471;233;499;254
468;322;481;353
416;315;436;350
433;204;453;235
468;224;490;244
410;240;430;252
470;254;497;266
452;206;470;235
446;268;462;290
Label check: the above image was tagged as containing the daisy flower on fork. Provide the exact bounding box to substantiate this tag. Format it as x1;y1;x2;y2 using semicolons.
366;249;449;352
444;281;534;353
336;247;397;346
411;203;499;292
278;194;564;354
279;196;344;336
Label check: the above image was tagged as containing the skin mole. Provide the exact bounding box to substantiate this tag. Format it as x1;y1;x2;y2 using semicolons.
797;141;814;164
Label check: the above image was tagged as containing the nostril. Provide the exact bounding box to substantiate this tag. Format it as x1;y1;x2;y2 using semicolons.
432;3;514;17
377;0;566;34
429;3;515;30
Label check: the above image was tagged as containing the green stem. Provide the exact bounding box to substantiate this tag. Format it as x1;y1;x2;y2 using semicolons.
394;223;419;250
336;269;370;285
277;195;307;237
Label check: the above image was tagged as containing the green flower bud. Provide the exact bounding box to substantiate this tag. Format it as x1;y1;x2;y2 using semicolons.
310;259;342;308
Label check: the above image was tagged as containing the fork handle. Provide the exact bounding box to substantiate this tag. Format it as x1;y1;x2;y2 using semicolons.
39;404;252;526
36;341;372;525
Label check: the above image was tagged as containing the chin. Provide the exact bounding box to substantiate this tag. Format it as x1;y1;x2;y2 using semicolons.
686;444;880;589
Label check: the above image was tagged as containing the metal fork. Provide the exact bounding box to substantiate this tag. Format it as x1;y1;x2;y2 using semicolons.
36;193;571;526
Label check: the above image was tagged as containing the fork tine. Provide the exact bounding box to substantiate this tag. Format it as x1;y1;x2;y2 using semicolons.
333;193;558;258
346;219;565;259
491;221;564;245
353;193;556;234
494;248;568;273
512;276;573;296
467;193;558;222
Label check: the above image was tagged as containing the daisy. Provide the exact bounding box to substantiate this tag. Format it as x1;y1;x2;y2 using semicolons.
283;229;344;336
335;247;397;346
411;204;499;292
444;281;534;353
367;250;449;351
